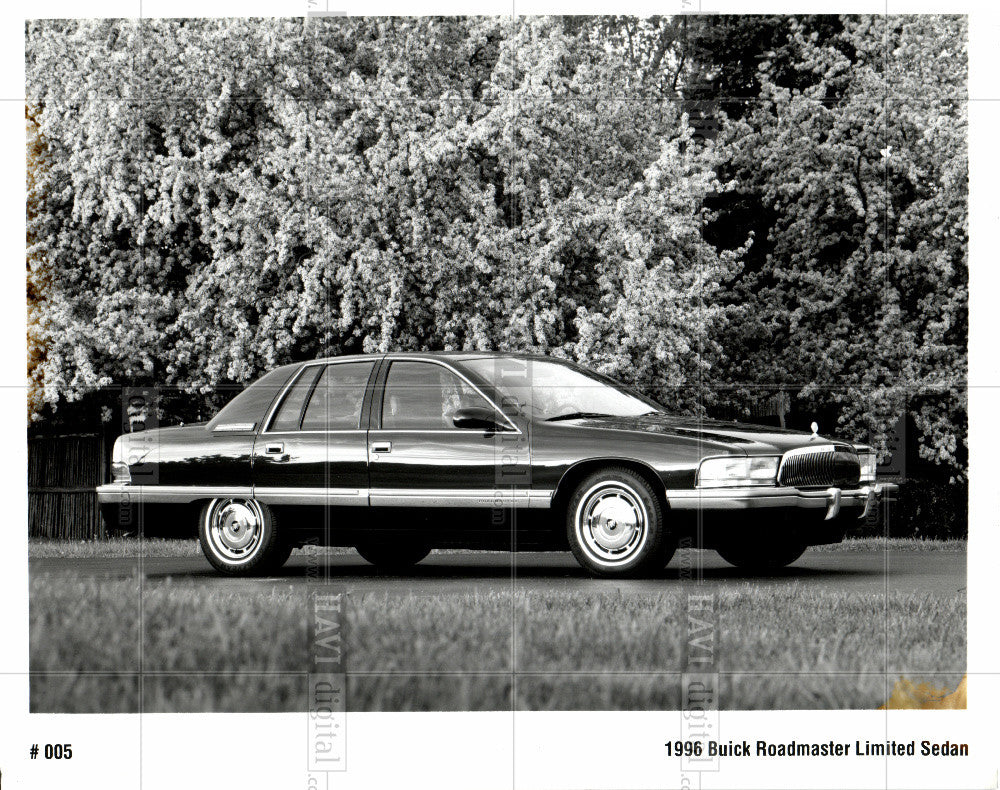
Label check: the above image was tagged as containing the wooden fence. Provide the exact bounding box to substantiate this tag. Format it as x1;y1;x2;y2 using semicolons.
28;433;109;539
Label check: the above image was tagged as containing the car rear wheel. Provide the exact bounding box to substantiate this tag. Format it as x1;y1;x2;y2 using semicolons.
716;537;806;570
565;467;675;577
355;540;431;570
198;498;291;575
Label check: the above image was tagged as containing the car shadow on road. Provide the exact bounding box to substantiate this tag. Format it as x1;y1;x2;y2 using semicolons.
138;557;881;583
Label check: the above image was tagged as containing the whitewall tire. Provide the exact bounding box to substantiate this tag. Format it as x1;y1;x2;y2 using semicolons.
198;498;291;575
565;467;675;577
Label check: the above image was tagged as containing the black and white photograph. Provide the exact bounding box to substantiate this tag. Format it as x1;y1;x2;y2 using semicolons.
2;1;995;788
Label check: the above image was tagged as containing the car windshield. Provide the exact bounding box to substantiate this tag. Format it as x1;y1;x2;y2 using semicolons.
461;358;663;421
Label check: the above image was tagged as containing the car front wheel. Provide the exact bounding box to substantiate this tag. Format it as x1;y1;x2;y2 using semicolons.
198;498;291;575
566;467;675;577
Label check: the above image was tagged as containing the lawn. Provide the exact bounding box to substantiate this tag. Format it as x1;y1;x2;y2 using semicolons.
26;536;969;558
29;561;966;712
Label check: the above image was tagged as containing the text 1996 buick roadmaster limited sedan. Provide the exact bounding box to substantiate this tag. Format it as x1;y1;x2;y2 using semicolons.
97;353;897;577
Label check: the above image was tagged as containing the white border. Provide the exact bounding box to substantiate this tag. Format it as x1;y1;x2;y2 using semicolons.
4;3;998;789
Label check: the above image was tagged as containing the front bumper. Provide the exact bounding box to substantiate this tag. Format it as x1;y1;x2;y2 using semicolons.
665;482;898;521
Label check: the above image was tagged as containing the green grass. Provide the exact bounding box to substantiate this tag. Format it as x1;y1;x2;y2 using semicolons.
28;536;967;558
30;573;966;712
27;537;356;558
809;537;967;552
29;537;202;558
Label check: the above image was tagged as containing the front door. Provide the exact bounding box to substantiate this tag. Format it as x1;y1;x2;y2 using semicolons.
252;359;377;507
367;359;521;508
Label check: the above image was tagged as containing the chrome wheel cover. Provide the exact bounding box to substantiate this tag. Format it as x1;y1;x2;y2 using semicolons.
574;482;648;566
206;498;265;563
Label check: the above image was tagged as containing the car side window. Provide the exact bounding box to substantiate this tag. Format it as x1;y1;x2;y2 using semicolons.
381;361;491;430
301;361;374;431
269;366;323;431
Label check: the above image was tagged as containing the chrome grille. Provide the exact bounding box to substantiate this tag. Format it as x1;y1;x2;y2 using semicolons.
778;445;861;488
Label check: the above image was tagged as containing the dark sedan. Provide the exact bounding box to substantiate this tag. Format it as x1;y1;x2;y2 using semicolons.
97;353;896;577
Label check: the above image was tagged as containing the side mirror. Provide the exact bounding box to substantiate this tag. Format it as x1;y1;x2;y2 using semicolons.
452;406;505;432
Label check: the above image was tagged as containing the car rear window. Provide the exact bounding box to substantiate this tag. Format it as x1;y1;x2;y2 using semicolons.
301;361;374;430
207;365;298;431
269;366;324;432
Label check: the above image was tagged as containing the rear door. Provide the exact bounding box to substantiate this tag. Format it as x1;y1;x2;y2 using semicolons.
367;358;521;507
252;359;378;507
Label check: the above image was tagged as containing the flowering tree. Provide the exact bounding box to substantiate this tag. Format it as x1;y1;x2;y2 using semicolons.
715;15;967;473
26;15;967;483
26;17;739;417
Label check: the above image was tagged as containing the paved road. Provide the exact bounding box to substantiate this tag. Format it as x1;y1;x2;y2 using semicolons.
30;548;965;596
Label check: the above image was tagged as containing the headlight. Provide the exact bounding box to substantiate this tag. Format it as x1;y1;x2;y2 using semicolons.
855;447;877;483
697;456;779;488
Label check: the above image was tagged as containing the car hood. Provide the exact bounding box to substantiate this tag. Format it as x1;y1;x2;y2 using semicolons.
560;414;852;455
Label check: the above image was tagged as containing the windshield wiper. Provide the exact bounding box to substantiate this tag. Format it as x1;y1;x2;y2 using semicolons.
544;411;614;422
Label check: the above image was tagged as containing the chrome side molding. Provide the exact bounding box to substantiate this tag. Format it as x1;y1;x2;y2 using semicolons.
254;487;368;506
96;484;253;503
97;483;555;509
212;422;257;432
368;488;553;509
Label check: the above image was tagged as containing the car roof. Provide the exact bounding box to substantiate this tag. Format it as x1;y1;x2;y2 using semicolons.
304;351;564;365
248;352;573;391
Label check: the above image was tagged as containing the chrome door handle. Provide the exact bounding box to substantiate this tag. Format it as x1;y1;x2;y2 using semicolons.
265;443;290;462
371;441;392;454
